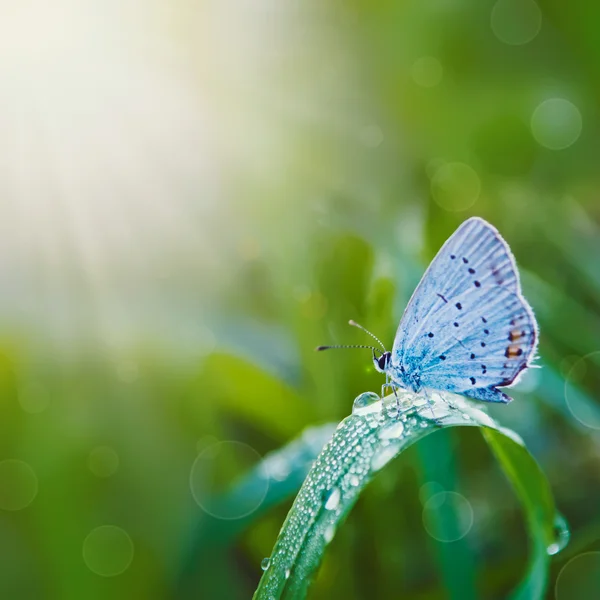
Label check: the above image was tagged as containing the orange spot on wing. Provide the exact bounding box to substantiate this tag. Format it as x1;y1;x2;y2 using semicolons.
505;344;523;358
508;329;523;342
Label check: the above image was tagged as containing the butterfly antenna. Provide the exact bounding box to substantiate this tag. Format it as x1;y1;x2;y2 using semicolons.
315;344;383;356
348;320;387;352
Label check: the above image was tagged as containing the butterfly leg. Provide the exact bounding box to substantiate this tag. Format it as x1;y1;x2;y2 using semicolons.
381;376;401;415
421;388;439;423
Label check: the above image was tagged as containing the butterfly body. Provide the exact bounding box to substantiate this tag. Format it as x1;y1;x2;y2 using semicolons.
375;217;537;404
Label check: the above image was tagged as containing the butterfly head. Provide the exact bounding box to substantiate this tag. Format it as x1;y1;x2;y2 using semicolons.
373;350;392;374
316;320;391;374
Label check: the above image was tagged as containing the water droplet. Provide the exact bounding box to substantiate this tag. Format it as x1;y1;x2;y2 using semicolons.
411;395;428;409
324;487;341;511
547;513;570;555
384;404;399;419
378;420;405;440
349;474;360;487
284;568;291;579
419;421;429;428
324;524;336;543
352;392;381;416
381;393;401;418
462;413;471;420
261;557;271;571
371;443;401;472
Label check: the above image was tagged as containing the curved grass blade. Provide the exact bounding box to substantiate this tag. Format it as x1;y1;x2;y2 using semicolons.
253;390;564;600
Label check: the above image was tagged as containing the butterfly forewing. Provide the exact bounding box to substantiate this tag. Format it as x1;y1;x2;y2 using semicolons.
391;217;537;399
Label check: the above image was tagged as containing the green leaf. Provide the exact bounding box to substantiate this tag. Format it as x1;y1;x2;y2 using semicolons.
197;353;315;439
253;390;565;600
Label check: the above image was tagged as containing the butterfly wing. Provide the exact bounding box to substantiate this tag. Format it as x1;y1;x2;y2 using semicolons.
391;217;537;402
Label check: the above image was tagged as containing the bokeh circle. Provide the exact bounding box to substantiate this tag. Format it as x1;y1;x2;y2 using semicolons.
83;525;134;577
431;162;480;211
88;446;120;478
422;491;474;542
555;552;600;600
190;440;268;520
531;98;582;150
0;459;38;511
491;0;542;46
564;351;600;430
419;481;444;505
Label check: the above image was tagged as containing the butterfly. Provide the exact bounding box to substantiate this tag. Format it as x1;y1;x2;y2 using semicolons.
317;217;538;404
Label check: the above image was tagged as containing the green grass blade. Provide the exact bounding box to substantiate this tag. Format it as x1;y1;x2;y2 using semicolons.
253;391;563;600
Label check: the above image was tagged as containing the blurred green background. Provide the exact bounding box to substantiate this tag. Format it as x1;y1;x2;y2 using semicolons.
1;0;600;598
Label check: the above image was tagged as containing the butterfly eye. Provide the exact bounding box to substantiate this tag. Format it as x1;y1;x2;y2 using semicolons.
377;352;391;371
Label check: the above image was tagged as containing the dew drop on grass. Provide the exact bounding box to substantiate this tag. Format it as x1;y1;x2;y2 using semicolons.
352;392;380;415
370;443;401;472
324;487;341;511
547;513;570;555
261;557;271;571
324;524;336;543
378;420;405;440
382;394;400;419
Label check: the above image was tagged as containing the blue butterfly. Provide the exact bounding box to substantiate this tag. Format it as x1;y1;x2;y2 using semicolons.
318;217;538;404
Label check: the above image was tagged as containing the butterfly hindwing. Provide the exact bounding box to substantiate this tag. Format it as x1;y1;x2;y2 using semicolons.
391;217;537;402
